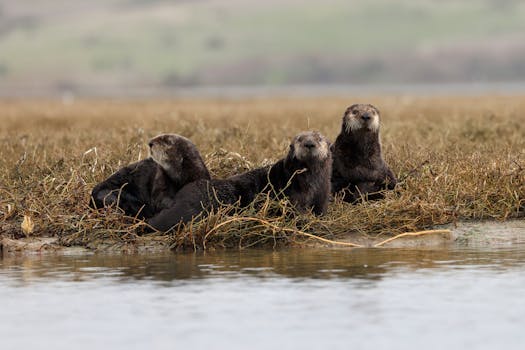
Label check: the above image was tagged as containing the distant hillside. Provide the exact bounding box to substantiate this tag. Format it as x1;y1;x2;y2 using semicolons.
1;0;525;94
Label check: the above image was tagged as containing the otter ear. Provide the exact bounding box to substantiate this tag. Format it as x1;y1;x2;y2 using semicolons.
367;104;380;115
342;109;351;130
285;143;296;165
346;104;359;114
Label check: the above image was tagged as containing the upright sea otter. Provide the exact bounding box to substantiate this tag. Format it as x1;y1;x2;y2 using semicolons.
147;131;332;232
331;104;397;202
90;134;210;218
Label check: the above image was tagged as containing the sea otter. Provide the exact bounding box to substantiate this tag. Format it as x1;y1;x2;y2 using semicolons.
147;131;332;232
90;134;210;218
331;103;397;202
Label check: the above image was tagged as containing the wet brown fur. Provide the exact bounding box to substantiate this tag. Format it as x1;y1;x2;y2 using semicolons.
90;134;210;218
147;131;332;232
331;104;397;202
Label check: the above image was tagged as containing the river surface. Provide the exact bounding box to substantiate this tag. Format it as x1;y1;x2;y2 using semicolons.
1;247;525;350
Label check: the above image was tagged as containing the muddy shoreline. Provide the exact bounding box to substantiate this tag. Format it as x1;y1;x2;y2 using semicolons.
1;220;524;255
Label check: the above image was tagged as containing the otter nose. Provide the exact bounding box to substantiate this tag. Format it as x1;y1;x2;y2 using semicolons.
361;113;371;121
303;141;316;149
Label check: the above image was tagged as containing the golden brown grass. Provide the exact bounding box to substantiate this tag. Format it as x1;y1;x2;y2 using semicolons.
0;96;524;251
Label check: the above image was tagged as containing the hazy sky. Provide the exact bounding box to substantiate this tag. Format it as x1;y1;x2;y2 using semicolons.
1;0;524;94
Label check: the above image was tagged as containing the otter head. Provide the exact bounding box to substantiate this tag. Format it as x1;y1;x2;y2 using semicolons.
342;104;380;133
288;131;331;165
149;133;210;184
148;134;192;180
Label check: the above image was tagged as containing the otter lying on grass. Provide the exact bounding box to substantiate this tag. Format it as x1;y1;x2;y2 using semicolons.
90;134;210;219
147;131;332;232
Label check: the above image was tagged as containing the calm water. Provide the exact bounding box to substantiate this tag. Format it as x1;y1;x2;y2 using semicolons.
1;247;525;350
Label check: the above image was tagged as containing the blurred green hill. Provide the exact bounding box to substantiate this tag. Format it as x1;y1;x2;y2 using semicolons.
1;0;525;93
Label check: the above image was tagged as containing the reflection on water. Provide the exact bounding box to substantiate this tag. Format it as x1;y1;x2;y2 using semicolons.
1;247;525;350
3;248;525;283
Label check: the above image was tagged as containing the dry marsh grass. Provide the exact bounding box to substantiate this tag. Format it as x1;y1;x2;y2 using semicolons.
0;96;524;251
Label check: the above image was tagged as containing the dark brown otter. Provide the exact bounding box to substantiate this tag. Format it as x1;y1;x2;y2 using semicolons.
90;134;210;219
331;104;397;202
147;131;332;232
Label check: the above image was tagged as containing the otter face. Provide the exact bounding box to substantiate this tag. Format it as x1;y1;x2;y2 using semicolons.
343;104;380;133
290;131;331;162
148;134;187;172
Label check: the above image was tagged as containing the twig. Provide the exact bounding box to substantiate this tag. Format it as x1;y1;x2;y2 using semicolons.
203;216;363;247
374;229;451;247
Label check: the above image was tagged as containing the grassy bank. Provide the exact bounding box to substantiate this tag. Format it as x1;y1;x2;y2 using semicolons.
0;96;524;251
